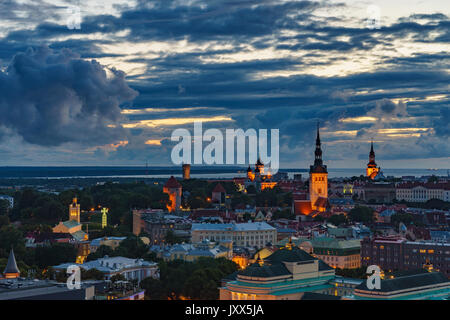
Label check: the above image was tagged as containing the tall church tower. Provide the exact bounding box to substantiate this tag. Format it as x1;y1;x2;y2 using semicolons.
309;124;328;211
366;141;380;180
69;197;81;223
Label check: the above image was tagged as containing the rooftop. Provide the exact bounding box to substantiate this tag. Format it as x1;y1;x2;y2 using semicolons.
191;222;276;232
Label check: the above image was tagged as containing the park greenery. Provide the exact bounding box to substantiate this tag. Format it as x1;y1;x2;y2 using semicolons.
140;257;238;300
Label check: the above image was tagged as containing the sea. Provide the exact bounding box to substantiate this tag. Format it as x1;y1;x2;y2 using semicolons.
0;167;447;180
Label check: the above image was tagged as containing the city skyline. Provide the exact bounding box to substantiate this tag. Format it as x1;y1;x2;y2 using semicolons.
0;0;448;169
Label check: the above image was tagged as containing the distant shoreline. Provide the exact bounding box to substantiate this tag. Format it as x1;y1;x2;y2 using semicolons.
0;166;446;179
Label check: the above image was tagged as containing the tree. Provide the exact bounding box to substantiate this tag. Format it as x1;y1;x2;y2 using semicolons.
183;269;219;299
0;225;25;259
140;278;166;300
31;243;77;268
82;268;105;280
348;206;374;223
391;212;414;226
0;199;10;216
0;215;10;228
165;229;183;245
114;235;148;258
86;245;115;261
110;273;126;283
246;185;257;194
328;214;347;226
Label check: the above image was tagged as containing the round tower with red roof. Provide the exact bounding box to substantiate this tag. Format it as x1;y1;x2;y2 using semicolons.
163;176;182;212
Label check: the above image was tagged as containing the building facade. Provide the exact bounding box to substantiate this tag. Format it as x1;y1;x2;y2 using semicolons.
352;270;450;300
163;176;182;212
220;244;336;300
366;141;380;180
361;237;450;278
309;124;328;212
191;222;277;248
396;182;450;202
54;256;159;284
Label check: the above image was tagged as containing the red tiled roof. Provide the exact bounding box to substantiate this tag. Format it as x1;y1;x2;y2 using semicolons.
212;183;226;193
294;200;312;215
164;176;181;188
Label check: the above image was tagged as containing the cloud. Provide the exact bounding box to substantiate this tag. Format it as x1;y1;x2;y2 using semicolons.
0;46;137;146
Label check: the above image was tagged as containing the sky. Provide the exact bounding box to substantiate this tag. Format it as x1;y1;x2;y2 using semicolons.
0;0;448;169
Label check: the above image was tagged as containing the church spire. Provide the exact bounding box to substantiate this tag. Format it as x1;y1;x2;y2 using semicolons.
314;122;323;166
3;247;20;278
368;140;376;165
310;122;327;174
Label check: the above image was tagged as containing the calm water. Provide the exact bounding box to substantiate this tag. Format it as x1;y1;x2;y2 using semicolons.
0;167;446;179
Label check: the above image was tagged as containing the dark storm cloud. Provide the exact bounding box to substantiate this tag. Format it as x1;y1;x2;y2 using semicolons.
0;0;448;165
0;46;137;146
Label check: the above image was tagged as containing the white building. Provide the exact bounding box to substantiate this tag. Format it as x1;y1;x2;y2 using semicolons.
396;182;450;203
191;222;277;248
53;256;159;284
0;195;14;209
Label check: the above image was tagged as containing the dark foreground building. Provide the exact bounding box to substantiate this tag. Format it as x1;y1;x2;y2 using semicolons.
352;270;450;300
361;237;450;278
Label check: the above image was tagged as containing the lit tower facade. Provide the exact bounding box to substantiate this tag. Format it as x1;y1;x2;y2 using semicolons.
309;124;328;212
163;176;182;212
182;163;191;180
255;158;264;175
101;207;108;229
366;141;380;180
69;197;81;223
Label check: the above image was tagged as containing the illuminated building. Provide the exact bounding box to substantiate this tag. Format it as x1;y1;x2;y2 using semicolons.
53;197;88;242
220;241;336;300
191;222;277;248
277;237;362;269
182;163;191;180
53;197;89;264
69;197;81;223
246;166;255;181
361;237;450;278
309;124;328;212
2;248;20;279
163;176;182;212
101;207;108;229
255;157;264;175
366;141;380;180
244;158;277;192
